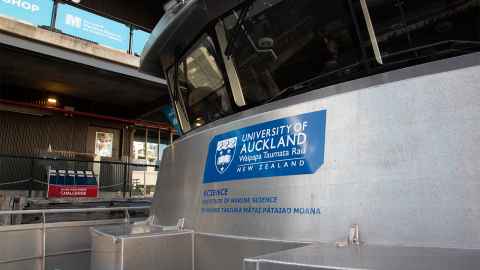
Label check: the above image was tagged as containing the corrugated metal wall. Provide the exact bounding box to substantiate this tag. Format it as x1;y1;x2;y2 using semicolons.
0;111;128;191
0;111;89;156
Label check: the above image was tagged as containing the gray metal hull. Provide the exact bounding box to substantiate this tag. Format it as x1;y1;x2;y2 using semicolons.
152;52;480;249
5;52;479;270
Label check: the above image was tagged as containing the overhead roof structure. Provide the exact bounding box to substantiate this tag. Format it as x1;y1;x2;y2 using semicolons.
0;5;172;121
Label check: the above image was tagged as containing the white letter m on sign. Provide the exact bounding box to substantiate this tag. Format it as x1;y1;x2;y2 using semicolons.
65;14;81;28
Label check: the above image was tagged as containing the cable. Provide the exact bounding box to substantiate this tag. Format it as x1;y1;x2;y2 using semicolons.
99;183;124;189
32;179;48;185
0;178;32;186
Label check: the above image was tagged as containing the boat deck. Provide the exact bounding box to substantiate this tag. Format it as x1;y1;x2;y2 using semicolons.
245;243;480;270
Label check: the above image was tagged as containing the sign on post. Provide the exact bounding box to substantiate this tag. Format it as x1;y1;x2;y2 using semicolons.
0;0;53;27
55;3;130;52
47;169;98;198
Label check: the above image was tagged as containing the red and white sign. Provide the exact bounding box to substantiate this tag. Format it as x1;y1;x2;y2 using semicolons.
48;185;98;198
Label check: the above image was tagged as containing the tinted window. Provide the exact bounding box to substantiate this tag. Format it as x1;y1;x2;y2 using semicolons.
222;0;480;104
170;35;234;130
223;0;369;104
168;0;480;133
369;0;480;65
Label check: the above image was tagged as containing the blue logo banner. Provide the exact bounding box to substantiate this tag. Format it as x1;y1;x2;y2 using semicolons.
55;4;130;52
0;0;53;27
132;29;150;56
204;110;326;183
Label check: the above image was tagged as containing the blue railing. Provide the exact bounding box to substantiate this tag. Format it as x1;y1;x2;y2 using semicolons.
0;0;151;56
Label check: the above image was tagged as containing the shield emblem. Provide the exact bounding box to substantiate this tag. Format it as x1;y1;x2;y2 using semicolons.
215;137;237;174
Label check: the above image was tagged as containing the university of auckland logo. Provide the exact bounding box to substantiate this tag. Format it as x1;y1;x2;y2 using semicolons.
215;137;237;174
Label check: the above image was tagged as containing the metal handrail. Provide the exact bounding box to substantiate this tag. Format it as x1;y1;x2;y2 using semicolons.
0;206;150;270
0;154;159;197
0;206;149;216
0;153;159;167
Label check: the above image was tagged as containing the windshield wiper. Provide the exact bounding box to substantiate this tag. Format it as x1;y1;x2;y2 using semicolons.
265;63;363;104
224;0;256;57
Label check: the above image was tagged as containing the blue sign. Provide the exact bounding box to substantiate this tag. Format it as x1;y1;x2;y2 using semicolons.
0;0;53;27
161;105;182;134
55;4;130;52
132;29;150;56
204;110;327;183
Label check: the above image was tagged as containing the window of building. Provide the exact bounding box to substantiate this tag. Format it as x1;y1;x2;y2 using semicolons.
131;128;169;197
132;128;168;165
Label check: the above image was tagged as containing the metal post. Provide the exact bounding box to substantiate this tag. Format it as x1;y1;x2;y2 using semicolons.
73;159;77;185
359;0;383;64
347;0;370;72
124;208;130;224
122;126;127;198
50;0;59;31
126;126;132;198
157;129;161;164
123;162;128;198
28;158;34;198
28;179;33;198
143;171;147;197
41;211;46;270
145;128;148;161
144;128;148;197
128;156;132;198
128;25;134;55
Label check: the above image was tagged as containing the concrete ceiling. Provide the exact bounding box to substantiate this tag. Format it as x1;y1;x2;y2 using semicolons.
0;44;170;117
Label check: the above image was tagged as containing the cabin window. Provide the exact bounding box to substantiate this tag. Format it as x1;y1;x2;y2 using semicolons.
168;35;234;132
165;0;480;133
220;0;480;105
221;0;369;105
367;0;480;66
